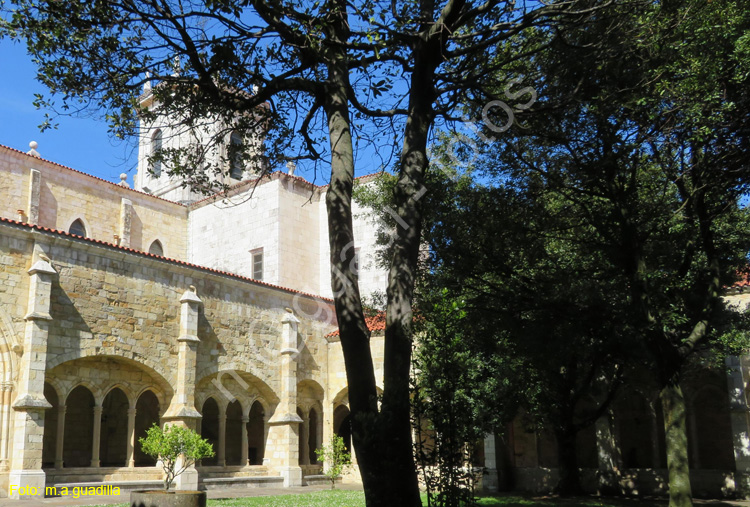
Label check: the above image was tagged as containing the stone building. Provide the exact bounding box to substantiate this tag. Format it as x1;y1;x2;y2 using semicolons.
0;115;749;499
0;133;385;498
479;287;750;499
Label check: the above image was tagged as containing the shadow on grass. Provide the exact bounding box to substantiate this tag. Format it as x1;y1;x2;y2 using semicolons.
472;493;743;507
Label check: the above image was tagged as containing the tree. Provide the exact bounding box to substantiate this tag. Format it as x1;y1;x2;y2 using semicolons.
139;424;214;491
1;1;612;505
413;169;634;496
315;435;352;490
486;1;750;505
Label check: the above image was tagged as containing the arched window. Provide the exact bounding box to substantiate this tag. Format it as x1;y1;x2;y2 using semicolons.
229;131;243;180
148;240;164;257
69;219;87;237
151;129;163;178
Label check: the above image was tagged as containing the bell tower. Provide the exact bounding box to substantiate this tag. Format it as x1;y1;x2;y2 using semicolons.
134;78;264;204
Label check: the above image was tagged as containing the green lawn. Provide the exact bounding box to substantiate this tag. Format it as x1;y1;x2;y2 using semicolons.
209;490;364;507
92;490;741;507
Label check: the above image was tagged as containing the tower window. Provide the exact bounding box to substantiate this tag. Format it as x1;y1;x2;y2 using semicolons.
251;248;263;281
229;131;243;180
148;240;164;257
69;219;87;238
151;129;163;178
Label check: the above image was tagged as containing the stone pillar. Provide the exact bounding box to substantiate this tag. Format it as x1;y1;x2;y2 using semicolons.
26;169;40;224
163;286;203;490
241;416;249;466
119;199;133;248
727;355;750;497
54;406;65;469
91;405;103;468
301;412;309;466
126;407;137;467
266;309;303;486
595;410;622;494
1;383;14;471
217;412;227;467
482;433;499;493
9;249;55;498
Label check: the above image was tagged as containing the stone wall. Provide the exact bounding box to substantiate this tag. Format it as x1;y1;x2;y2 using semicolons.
0;145;188;259
0;218;342;497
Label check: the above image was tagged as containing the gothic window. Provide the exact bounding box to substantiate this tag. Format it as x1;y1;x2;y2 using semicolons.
251;248;263;281
69;219;87;237
151;129;163;178
148;239;164;256
229;131;243;180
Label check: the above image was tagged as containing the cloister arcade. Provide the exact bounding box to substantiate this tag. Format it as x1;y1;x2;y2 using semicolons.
500;370;739;497
36;358;341;478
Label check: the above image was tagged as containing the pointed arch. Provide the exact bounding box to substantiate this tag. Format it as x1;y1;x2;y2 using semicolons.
134;390;160;467
151;129;163;178
64;385;95;467
68;218;87;238
148;239;164;257
201;397;220;466
226;400;244;465
247;400;265;465
229;131;244;180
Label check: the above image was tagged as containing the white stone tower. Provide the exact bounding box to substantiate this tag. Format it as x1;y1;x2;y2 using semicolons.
134;79;265;204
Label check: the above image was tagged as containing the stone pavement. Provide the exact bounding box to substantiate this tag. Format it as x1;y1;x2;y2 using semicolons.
0;483;364;507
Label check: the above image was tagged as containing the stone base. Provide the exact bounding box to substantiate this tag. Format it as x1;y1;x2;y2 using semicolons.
8;469;46;499
173;468;198;491
482;468;499;493
278;466;302;487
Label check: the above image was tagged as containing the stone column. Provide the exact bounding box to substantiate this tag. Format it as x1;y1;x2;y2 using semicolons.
482;433;499;493
595;410;622;494
54;406;65;469
727;355;750;497
119;199;133;248
163;286;203;490
91;406;103;467
126;408;137;467
266;309;303;486
217;412;227;467
9;250;55;498
1;383;14;471
241;416;249;466
26;169;41;224
301;412;309;466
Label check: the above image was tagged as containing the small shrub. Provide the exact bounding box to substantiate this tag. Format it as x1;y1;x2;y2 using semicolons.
315;435;352;489
139;424;214;490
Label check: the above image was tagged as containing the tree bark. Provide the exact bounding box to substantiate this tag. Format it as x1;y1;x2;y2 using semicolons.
660;381;693;507
321;1;421;505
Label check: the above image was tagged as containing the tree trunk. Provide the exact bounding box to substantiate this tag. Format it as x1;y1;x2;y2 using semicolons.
555;426;583;496
321;2;420;505
374;33;442;507
660;381;693;507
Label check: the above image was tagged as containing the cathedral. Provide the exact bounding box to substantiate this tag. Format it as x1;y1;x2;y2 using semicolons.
0;92;387;497
0;88;749;500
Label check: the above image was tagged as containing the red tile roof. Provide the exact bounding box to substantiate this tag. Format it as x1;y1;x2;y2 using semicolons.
733;268;750;287
0;216;333;304
325;312;386;338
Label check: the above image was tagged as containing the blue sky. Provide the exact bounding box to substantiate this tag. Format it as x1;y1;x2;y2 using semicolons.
0;38;394;185
1;41;141;184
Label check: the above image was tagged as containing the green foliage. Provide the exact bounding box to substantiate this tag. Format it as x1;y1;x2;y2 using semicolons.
139;424;214;491
412;292;490;507
315;435;351;490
